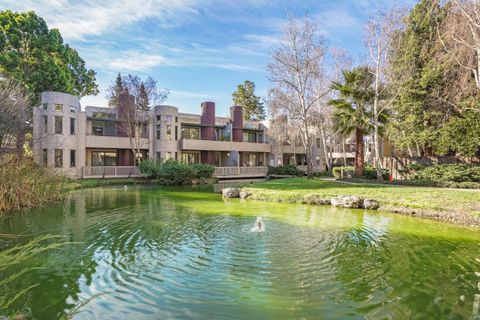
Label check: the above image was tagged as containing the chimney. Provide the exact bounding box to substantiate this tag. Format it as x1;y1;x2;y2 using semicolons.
230;105;243;142
200;101;215;141
117;92;135;137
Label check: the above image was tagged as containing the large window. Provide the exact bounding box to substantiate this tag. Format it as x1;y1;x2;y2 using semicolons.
243;132;257;143
42;149;48;167
156;125;161;140
181;152;199;164
181;127;200;139
70;150;76;167
54;116;63;134
92;121;116;136
55;104;63;112
166;125;172;140
43;116;48;134
92;112;116;119
92;151;117;166
242;153;257;166
54;149;63;168
70;118;76;135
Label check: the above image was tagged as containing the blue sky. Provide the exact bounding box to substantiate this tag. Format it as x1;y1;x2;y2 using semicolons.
1;0;410;116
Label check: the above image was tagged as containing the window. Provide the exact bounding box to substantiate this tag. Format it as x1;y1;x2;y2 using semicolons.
55;104;63;112
242;153;257;166
91;151;117;166
92;121;115;136
166;152;172;161
54;149;63;168
175;126;178;140
42;103;48;111
92;112;116;119
43;116;48;134
156;115;161;121
42;149;48;167
175;116;178;123
166;124;172;140
69;106;76;113
243;132;257;143
70;118;76;135
70;150;76;167
316;138;321;148
54;116;63;134
156;152;162;163
156;125;161;140
181;152;199;164
181;127;200;139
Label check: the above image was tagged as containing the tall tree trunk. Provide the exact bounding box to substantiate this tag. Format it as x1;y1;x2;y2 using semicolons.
355;128;365;177
342;137;347;167
319;124;331;172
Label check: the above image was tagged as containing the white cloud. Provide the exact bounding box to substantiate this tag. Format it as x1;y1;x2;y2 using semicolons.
108;50;169;71
0;0;201;41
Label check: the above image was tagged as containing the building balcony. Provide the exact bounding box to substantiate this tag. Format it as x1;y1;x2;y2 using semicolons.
180;138;270;153
85;135;149;149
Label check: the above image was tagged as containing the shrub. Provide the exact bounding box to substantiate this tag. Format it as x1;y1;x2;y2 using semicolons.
402;164;480;183
268;165;304;176
0;160;66;215
141;161;215;185
333;165;389;180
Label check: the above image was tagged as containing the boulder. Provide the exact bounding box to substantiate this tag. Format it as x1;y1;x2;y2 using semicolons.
331;195;361;208
362;198;380;210
222;188;240;198
240;190;252;199
302;195;331;205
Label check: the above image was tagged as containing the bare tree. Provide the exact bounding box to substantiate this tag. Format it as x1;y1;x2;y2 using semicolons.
267;15;326;178
0;78;30;161
366;8;403;180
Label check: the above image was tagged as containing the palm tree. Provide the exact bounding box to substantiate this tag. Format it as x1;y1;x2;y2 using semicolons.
329;67;375;177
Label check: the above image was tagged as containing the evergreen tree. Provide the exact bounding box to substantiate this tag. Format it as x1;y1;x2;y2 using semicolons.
137;82;149;111
389;0;449;156
232;80;266;121
107;73;123;108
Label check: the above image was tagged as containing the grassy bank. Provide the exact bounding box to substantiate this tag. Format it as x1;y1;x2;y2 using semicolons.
243;178;480;226
64;177;151;190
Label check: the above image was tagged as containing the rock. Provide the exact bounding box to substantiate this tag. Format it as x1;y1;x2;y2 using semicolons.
222;188;240;198
362;198;380;210
240;190;252;199
302;195;331;205
331;195;361;208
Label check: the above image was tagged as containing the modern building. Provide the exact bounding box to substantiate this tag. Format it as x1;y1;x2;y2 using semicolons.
33;92;326;179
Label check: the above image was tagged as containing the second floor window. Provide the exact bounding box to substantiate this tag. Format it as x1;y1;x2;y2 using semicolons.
243;132;257;143
70;118;76;135
70;150;76;167
54;149;63;168
43;116;48;134
42;103;48;111
55;104;63;112
55;116;63;134
156;125;161;140
166;125;172;140
181;127;200;139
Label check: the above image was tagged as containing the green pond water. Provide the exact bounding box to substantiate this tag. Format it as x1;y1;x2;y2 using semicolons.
1;186;480;319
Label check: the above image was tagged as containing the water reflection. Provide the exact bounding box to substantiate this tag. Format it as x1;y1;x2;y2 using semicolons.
0;186;479;319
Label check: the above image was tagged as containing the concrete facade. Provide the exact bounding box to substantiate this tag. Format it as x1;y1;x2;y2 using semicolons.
32;91;326;178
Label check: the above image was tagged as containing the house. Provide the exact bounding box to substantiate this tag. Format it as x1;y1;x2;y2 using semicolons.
32;91;326;179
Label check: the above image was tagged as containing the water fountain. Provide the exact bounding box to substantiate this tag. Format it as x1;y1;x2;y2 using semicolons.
251;217;265;232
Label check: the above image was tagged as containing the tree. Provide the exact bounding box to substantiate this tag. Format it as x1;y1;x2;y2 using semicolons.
232;80;266;120
365;8;403;180
106;74;169;110
107;73;124;108
267;15;326;178
388;0;449;156
329;67;377;177
0;11;98;105
0;77;30;160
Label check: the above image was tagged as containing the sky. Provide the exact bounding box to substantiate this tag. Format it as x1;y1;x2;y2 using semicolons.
1;0;410;116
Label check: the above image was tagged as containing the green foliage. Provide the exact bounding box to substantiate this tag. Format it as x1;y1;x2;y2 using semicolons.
232;80;266;121
107;73;124;108
402;164;480;183
268;165;304;176
0;160;66;215
0;10;98;105
333;166;389;180
139;160;215;185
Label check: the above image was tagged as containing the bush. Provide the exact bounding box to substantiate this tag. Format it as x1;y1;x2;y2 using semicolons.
0;160;66;215
268;165;304;176
402;164;480;184
140;160;215;185
333;165;389;180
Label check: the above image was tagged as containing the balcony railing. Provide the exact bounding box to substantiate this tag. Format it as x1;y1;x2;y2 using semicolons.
82;166;141;178
213;166;268;178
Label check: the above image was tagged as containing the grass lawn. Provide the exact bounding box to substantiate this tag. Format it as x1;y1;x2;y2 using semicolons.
244;178;480;216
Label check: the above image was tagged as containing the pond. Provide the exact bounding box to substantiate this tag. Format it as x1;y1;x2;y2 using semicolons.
1;186;479;319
